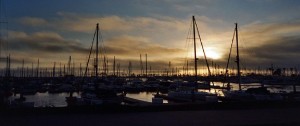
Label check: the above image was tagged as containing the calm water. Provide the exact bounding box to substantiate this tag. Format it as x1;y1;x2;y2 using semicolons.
8;82;299;107
9;92;162;107
9;92;80;107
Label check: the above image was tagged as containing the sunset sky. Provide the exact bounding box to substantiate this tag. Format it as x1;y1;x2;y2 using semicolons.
1;0;300;73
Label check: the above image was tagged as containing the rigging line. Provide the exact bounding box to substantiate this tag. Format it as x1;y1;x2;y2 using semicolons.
0;2;9;58
194;19;211;77
224;28;236;85
98;24;106;55
236;26;247;70
98;24;108;75
83;26;97;78
186;21;193;59
98;23;106;73
183;19;193;69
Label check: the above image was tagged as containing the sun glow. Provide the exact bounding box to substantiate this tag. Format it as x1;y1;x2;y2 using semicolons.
206;49;221;59
187;47;222;60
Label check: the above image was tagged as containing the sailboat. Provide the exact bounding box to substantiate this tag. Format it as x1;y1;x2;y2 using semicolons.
66;23;123;106
222;23;283;102
167;16;218;102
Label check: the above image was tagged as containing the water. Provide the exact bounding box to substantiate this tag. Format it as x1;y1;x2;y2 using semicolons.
9;92;80;107
208;82;300;95
8;82;299;107
9;91;166;107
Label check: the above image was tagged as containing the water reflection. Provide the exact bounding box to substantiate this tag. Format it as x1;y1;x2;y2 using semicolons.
199;82;300;96
8;82;300;107
9;92;80;107
126;92;168;103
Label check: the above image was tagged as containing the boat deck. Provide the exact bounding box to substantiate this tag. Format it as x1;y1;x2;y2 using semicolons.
123;97;151;105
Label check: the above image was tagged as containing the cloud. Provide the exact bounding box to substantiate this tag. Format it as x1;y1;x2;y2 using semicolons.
239;21;300;47
7;31;87;53
241;36;300;67
4;31;186;68
167;0;214;13
55;14;132;33
54;13;191;37
213;21;300;68
10;14;261;69
14;12;300;70
20;17;48;26
4;31;90;66
103;35;185;59
19;13;222;37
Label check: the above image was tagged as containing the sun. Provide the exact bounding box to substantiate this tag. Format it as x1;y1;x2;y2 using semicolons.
188;47;222;60
206;49;221;60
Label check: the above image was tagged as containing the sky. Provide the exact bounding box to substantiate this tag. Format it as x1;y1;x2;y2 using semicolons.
1;0;300;74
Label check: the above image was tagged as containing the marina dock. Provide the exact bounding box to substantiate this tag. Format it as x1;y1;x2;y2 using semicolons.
123;97;151;105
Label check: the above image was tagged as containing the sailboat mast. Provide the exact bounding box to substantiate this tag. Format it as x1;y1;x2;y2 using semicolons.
96;23;99;77
187;60;188;75
235;23;241;91
113;56;116;76
37;58;39;78
145;53;147;77
140;54;143;75
22;59;24;78
68;56;71;75
192;16;197;79
53;62;56;77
